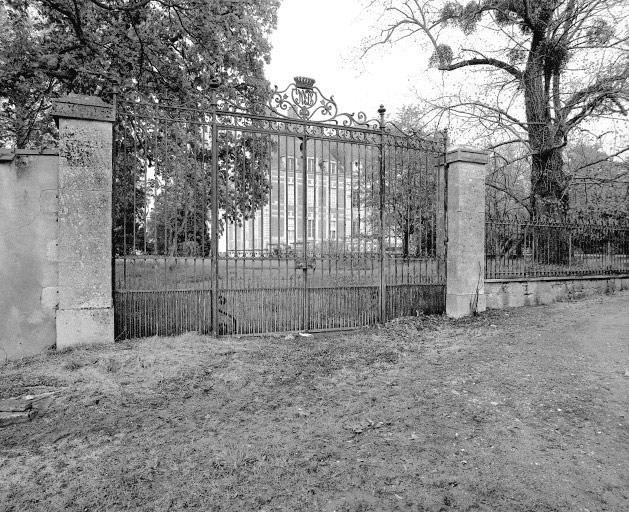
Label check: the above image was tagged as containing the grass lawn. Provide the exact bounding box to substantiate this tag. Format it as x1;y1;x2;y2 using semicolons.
1;293;628;511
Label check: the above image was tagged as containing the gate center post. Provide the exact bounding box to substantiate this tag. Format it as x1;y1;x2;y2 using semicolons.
378;105;387;323
300;133;309;331
210;81;220;335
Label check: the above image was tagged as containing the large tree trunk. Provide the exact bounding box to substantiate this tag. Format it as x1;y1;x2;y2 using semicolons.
529;130;568;217
523;35;570;266
524;34;569;219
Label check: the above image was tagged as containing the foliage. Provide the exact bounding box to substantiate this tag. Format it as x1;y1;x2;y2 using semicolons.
359;105;443;258
118;115;272;256
0;0;281;255
113;148;149;255
389;106;443;258
564;144;629;221
2;0;280;256
0;0;279;148
382;151;439;258
486;141;629;223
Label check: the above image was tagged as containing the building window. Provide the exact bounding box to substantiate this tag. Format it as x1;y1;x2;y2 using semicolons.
307;157;315;172
287;157;295;171
307;219;315;239
287;175;294;185
330;162;337;175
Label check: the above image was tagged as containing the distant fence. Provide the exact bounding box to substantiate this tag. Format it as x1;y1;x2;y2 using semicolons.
485;216;629;279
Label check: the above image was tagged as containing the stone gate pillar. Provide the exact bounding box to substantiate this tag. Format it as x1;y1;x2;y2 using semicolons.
435;159;447;261
52;95;115;348
444;146;488;318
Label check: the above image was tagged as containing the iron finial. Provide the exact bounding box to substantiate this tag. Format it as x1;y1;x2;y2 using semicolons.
208;77;221;106
378;104;386;128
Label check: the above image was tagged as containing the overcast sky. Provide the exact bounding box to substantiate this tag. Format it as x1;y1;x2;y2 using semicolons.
265;0;439;121
265;0;628;153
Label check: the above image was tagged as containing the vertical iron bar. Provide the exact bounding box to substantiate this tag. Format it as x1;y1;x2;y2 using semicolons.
111;86;119;333
210;84;220;335
378;105;386;323
442;129;448;288
302;131;309;331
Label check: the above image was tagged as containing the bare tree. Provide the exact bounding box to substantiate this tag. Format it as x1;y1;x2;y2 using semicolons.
365;0;629;217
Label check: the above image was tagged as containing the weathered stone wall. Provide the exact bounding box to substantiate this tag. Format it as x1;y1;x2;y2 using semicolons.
0;94;114;360
486;275;629;309
54;95;114;349
444;147;489;318
0;151;59;360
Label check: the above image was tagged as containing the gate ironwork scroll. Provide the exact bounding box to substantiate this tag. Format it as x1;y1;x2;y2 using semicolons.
113;77;446;338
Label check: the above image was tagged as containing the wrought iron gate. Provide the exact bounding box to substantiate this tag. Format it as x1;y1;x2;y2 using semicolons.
113;77;446;338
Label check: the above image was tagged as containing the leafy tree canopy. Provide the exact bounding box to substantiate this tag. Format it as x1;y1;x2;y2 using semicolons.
0;0;279;147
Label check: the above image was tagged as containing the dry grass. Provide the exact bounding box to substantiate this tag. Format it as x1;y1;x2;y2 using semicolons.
1;293;628;511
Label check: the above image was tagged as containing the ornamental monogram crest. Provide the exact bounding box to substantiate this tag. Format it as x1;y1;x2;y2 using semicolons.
270;76;336;121
268;76;379;128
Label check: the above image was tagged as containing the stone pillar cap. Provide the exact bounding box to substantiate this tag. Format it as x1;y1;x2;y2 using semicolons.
0;150;15;162
52;94;115;123
445;146;489;165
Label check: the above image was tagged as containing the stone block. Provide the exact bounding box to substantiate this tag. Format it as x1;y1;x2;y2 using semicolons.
56;308;114;350
46;240;58;262
52;94;115;123
58;188;111;217
57;259;111;309
41;287;59;310
58;134;112;190
505;283;525;308
445;146;489;166
446;292;487;319
0;398;32;412
486;275;629;310
0;155;58;360
0;411;34;428
40;189;58;214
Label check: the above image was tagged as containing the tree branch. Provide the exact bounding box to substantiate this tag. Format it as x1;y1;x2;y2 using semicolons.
439;57;523;80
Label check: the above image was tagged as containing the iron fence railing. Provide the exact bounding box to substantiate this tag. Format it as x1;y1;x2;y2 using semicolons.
113;77;447;338
485;216;629;279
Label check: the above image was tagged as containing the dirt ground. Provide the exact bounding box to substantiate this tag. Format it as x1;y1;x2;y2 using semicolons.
1;292;628;511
